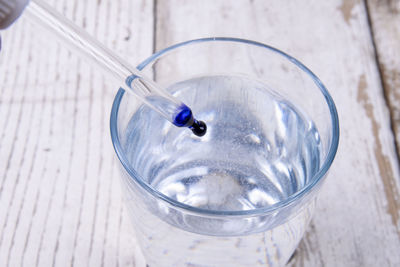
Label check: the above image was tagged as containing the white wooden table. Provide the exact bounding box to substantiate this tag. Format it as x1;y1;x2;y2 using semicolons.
1;0;400;266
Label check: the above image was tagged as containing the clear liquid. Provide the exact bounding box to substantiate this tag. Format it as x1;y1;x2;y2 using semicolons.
122;75;321;266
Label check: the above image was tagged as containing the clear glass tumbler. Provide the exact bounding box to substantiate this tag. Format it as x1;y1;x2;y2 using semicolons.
110;38;339;267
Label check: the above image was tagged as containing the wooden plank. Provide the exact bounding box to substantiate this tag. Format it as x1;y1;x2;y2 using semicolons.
154;0;400;266
366;1;400;154
0;0;152;266
2;0;400;266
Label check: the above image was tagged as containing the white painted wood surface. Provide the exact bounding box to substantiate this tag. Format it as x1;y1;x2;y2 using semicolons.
367;0;400;155
0;0;151;266
1;0;400;266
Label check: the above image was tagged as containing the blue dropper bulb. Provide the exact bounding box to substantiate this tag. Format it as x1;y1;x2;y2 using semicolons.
174;105;207;137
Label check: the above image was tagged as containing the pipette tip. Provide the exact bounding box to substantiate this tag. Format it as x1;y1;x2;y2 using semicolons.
174;105;207;137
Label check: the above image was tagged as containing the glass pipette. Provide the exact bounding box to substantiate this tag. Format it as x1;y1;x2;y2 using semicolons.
1;0;207;136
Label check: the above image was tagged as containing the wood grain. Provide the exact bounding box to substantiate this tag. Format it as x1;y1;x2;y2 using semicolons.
1;0;400;266
0;0;151;266
366;0;400;155
154;0;400;266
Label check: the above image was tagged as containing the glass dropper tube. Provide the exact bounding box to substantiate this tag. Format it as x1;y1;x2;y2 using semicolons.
24;0;207;136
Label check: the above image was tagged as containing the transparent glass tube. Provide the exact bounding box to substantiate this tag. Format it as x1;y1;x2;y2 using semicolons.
25;0;190;126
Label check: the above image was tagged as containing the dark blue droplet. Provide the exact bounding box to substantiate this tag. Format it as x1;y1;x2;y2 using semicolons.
189;120;207;137
173;105;207;137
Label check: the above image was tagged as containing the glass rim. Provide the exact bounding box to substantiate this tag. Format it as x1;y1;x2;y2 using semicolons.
110;37;340;217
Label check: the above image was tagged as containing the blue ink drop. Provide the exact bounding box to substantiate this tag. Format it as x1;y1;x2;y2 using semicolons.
174;105;207;137
189;119;207;137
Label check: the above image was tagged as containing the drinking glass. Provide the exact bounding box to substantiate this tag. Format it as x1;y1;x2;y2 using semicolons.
110;38;339;267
